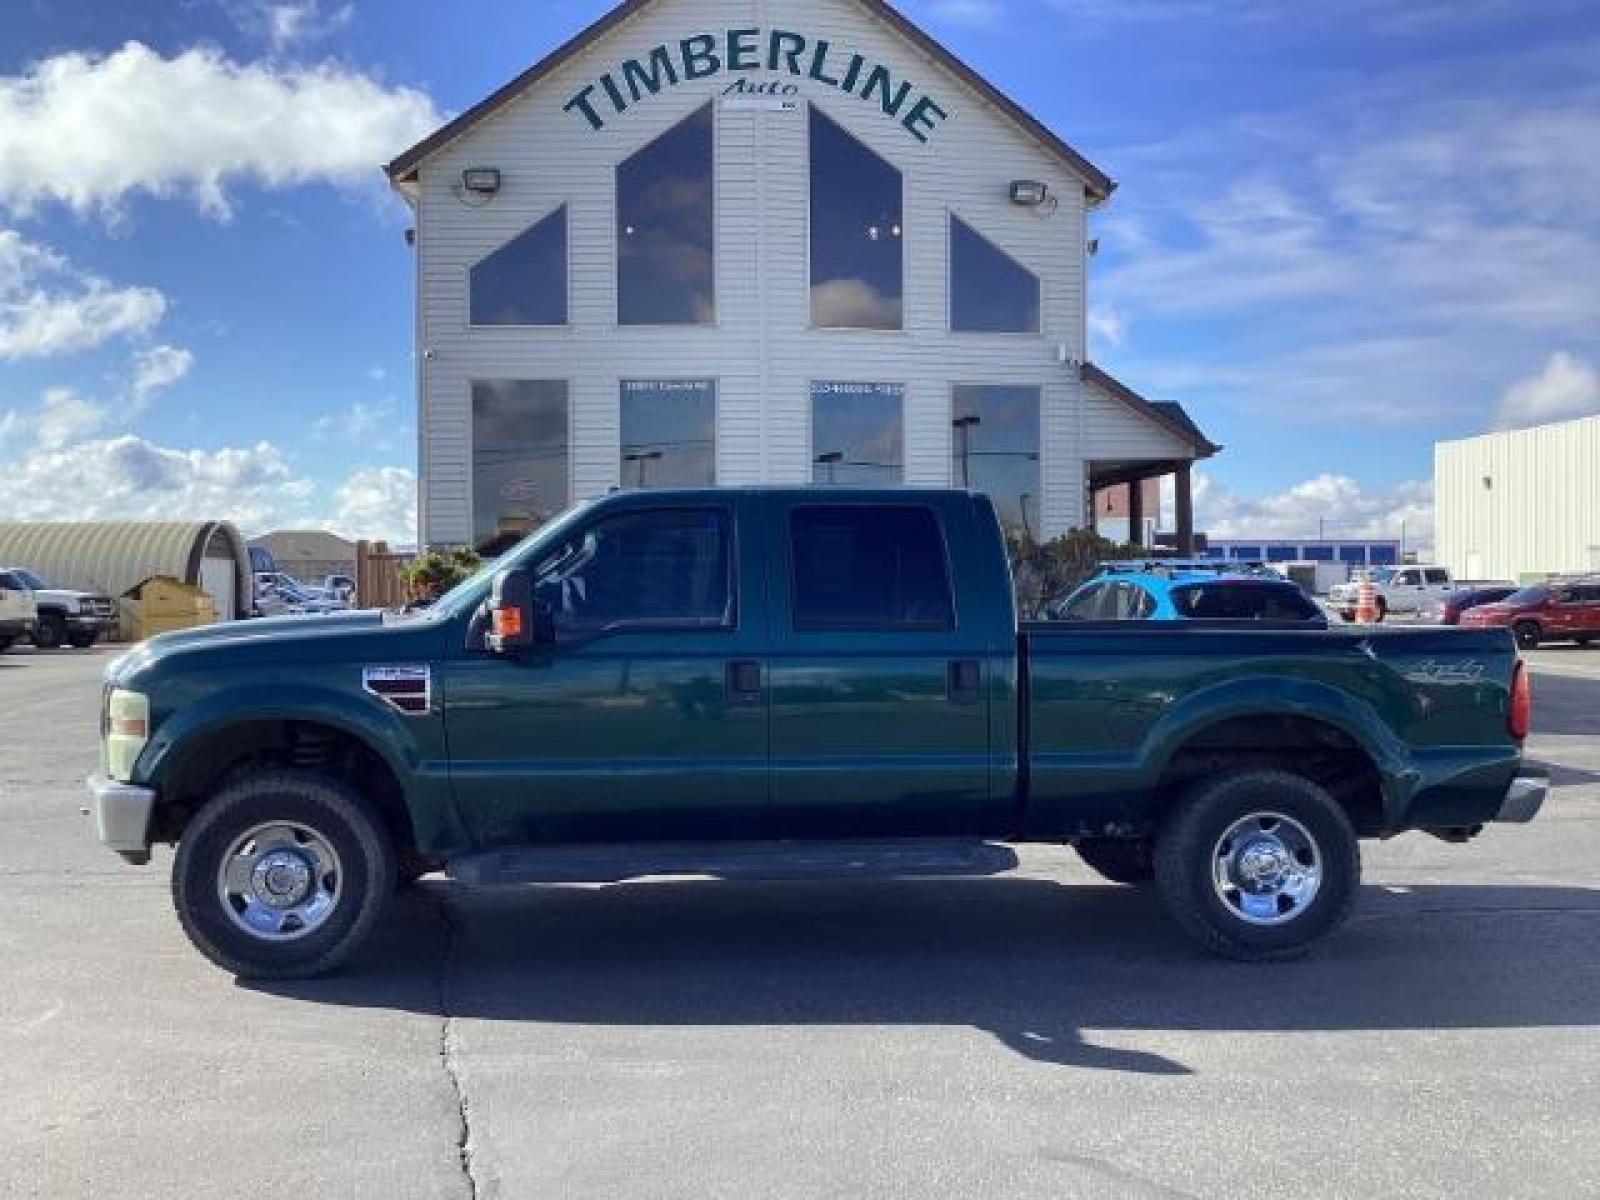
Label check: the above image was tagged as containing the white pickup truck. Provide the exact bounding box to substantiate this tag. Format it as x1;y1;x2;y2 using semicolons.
1330;564;1454;621
3;567;117;648
0;569;39;652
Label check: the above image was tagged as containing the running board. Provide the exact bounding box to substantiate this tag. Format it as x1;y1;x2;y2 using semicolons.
447;839;1020;887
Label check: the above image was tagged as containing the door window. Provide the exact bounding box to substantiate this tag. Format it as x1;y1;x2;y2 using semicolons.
536;508;733;634
790;505;953;630
1425;569;1450;585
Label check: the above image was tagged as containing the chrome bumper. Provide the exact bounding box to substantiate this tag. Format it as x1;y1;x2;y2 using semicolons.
1494;771;1547;824
86;774;155;865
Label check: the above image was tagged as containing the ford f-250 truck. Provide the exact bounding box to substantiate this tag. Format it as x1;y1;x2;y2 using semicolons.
87;488;1544;978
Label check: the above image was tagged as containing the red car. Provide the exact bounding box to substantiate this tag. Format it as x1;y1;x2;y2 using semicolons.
1459;579;1600;648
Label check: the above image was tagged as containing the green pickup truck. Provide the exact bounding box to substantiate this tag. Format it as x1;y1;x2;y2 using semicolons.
88;488;1544;978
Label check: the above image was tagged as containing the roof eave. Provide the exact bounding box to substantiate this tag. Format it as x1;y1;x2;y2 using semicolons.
1082;362;1219;459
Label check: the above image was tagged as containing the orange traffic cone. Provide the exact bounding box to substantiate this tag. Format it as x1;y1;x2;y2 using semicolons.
1355;577;1379;624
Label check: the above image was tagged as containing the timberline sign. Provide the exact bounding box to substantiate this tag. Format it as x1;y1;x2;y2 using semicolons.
563;27;950;143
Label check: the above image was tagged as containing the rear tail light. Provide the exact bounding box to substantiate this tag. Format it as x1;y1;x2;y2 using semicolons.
1508;660;1531;741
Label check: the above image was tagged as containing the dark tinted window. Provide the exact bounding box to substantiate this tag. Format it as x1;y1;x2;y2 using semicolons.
472;380;569;547
790;506;953;630
1506;586;1550;606
1172;582;1321;621
470;206;567;326
537;508;732;633
1266;544;1297;562
950;216;1040;333
0;572;21;589
1303;544;1334;561
621;380;716;487
1338;546;1367;564
1369;545;1398;565
618;105;714;325
1425;569;1450;584
810;108;902;329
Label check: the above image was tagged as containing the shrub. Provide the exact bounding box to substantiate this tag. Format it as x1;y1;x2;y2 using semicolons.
401;547;483;605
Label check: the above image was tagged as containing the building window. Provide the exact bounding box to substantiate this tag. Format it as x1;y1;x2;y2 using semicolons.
1267;545;1298;562
469;206;568;326
617;104;714;325
811;382;904;485
471;380;569;549
621;379;716;487
949;216;1039;333
951;385;1041;538
809;108;903;329
789;505;954;631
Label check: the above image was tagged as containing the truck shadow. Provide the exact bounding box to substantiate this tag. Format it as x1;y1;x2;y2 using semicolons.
1529;671;1600;737
246;876;1600;1076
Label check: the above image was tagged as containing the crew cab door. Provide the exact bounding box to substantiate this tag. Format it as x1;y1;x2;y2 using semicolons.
762;495;1005;837
441;496;769;847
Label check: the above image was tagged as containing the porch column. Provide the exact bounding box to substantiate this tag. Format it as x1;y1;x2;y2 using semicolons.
1126;480;1144;547
1175;462;1195;555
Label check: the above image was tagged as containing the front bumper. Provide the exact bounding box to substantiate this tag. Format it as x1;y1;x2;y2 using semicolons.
1494;771;1547;824
67;611;115;631
85;774;156;865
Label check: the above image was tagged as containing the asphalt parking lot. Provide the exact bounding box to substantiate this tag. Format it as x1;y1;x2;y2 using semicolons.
2;643;1598;1199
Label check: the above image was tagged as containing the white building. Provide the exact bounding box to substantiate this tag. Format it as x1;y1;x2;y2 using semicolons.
386;0;1217;550
1435;412;1600;580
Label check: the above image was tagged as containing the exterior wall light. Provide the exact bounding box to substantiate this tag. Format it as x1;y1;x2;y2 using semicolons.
462;168;502;196
1009;180;1049;206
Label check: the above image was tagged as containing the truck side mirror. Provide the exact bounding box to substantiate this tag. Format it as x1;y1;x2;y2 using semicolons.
486;568;541;654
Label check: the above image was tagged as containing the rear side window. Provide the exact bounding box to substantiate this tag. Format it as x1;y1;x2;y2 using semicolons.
0;572;20;589
790;505;954;630
1172;583;1320;621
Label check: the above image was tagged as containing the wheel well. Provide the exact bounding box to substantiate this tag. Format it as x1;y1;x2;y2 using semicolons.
154;720;415;853
1155;715;1385;836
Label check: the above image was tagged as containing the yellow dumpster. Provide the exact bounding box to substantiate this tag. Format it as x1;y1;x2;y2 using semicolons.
127;575;216;640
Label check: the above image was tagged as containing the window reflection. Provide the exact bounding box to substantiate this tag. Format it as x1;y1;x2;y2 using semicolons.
470;206;567;326
811;382;904;485
471;380;569;548
950;216;1039;333
618;104;715;325
810;108;903;329
621;379;716;487
951;385;1040;538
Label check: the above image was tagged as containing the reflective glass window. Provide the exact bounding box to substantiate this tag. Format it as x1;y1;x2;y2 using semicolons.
471;380;569;548
811;382;904;485
620;380;716;487
470;206;567;326
810;108;903;329
790;505;953;630
951;385;1041;538
950;216;1040;333
618;105;714;325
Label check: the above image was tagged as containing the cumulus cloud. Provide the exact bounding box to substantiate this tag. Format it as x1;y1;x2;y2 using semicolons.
332;465;416;544
810;279;902;330
1087;302;1127;349
313;397;400;445
1495;352;1600;430
0;42;442;218
225;0;356;53
130;344;195;409
0;230;165;359
1186;471;1434;552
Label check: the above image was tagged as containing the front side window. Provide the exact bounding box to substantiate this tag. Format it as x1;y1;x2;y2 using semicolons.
811;382;903;485
1425;569;1450;584
471;380;569;549
618;104;714;325
621;380;716;487
790;505;954;631
951;385;1041;538
470;206;567;326
950;216;1040;333
809;108;903;329
536;508;732;634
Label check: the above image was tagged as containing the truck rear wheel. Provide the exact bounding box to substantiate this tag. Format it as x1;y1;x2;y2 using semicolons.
1075;838;1154;884
1154;769;1360;962
171;771;396;979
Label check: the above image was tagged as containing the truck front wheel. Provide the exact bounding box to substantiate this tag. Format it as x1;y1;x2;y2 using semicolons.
171;771;396;979
1074;838;1154;884
1154;770;1360;962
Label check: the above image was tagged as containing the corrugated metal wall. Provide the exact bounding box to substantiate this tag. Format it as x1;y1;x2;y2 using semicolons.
1435;414;1600;580
0;522;253;615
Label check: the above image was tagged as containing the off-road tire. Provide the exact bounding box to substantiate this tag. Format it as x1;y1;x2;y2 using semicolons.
172;771;396;978
67;631;98;649
1075;838;1155;884
33;612;65;649
1154;769;1360;962
1513;621;1542;650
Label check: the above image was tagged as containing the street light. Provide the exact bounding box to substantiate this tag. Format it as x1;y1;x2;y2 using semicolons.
624;448;664;487
952;414;982;487
815;450;844;484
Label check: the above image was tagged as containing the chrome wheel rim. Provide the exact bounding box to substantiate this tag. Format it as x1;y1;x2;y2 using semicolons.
1211;812;1322;926
216;822;342;941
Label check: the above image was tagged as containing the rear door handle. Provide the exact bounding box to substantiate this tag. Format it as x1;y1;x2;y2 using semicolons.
948;659;982;706
726;660;763;706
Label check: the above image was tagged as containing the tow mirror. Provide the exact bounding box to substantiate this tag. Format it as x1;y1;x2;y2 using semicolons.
486;568;539;654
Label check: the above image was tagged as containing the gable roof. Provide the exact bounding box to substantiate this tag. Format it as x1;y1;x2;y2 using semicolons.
385;0;1115;203
1081;363;1221;458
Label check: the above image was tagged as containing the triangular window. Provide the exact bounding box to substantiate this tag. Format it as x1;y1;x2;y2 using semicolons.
470;206;568;326
950;215;1039;333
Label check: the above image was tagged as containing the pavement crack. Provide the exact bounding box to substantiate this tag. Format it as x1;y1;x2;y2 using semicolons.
434;892;481;1200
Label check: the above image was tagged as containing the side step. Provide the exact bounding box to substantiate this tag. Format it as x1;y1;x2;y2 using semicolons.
447;839;1020;887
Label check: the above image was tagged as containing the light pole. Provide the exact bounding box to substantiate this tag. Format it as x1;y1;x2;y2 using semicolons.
952;414;981;487
624;449;663;487
1019;491;1034;542
815;450;844;484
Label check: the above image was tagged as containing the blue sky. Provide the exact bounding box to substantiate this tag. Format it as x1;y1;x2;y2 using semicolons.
2;0;1597;544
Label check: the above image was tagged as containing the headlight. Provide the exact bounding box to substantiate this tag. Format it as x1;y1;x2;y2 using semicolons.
105;689;150;782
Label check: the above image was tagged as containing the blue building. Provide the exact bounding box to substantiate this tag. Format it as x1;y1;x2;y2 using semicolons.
1204;538;1401;568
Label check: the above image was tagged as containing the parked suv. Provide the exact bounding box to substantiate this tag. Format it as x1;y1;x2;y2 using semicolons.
0;569;39;652
1423;585;1518;626
1048;570;1325;625
1330;565;1454;621
3;568;116;649
1460;579;1600;648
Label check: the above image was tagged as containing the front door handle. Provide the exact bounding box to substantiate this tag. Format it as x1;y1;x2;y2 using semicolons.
726;660;763;706
948;659;982;706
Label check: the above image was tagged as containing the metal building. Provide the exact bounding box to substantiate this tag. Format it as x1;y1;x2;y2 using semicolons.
1435;413;1600;581
0;521;254;620
386;0;1218;550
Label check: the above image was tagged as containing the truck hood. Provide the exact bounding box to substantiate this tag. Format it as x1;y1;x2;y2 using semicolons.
106;609;412;686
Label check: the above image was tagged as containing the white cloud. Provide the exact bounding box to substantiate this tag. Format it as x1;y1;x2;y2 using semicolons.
1187;471;1434;552
32;387;110;450
0;42;442;218
0;230;165;359
921;0;1009;26
332;465;415;543
130;344;194;409
225;1;356;53
1495;352;1600;430
1087;302;1127;349
313;396;402;447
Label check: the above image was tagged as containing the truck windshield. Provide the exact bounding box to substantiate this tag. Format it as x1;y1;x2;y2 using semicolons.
1368;569;1398;585
14;569;49;589
425;499;598;619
